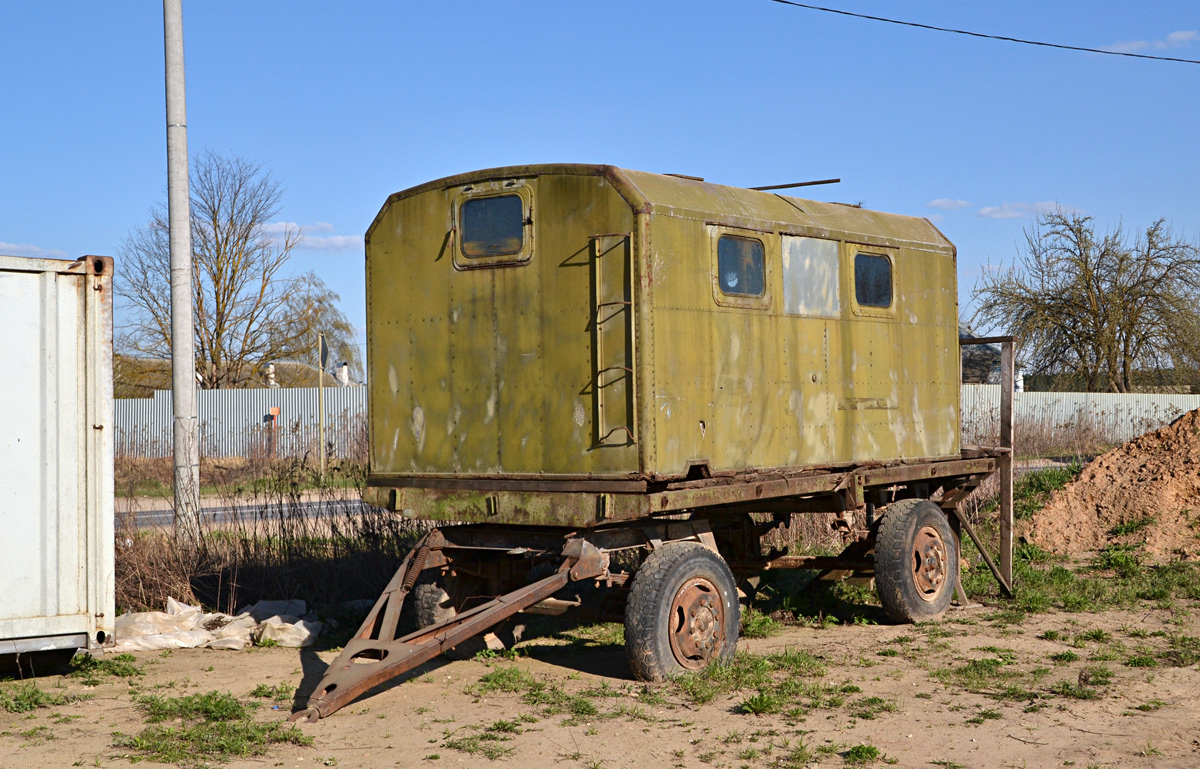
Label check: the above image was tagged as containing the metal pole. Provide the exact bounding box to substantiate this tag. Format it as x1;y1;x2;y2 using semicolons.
163;0;199;535
318;333;327;480
999;340;1015;587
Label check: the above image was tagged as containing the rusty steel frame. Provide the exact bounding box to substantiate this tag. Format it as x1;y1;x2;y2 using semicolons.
294;450;1007;722
371;453;1001;528
292;532;609;722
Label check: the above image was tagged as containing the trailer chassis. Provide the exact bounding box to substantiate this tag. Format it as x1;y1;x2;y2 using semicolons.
292;448;1010;722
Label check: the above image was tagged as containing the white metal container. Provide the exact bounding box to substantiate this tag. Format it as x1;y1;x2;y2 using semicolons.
0;254;114;655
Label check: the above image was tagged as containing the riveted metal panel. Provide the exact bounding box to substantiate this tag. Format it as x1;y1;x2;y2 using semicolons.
0;255;114;652
365;165;962;525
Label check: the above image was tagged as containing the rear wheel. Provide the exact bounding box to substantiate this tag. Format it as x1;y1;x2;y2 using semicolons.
874;499;957;622
624;542;740;681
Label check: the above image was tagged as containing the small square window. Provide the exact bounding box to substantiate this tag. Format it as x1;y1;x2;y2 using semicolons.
717;236;765;297
854;253;892;308
461;194;524;257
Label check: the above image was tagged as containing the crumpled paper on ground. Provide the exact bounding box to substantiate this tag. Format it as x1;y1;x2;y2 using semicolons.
113;598;322;652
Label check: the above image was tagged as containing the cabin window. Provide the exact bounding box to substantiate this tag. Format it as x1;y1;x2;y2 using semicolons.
854;253;892;308
782;236;840;317
717;236;765;297
461;194;524;257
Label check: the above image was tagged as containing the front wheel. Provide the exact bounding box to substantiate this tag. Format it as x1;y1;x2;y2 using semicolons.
874;499;958;623
624;542;740;681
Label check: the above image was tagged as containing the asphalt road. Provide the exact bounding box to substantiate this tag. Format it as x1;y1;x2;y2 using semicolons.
118;493;374;529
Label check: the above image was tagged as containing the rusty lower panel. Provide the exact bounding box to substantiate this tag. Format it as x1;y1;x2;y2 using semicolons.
292;532;606;722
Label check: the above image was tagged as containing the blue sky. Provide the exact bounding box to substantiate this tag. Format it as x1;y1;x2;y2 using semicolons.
2;1;1197;345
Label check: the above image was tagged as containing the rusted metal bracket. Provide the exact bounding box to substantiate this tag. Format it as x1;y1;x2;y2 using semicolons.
291;533;606;723
945;506;1013;598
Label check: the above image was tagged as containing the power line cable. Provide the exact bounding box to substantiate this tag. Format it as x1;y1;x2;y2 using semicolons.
766;0;1200;65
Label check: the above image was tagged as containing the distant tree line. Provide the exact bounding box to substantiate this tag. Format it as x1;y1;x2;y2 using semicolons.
973;211;1200;393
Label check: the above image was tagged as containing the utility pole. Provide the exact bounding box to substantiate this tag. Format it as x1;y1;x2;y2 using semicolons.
163;0;200;535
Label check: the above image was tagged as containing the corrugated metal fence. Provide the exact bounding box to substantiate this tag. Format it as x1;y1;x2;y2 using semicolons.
961;385;1200;446
114;387;366;459
115;386;1200;459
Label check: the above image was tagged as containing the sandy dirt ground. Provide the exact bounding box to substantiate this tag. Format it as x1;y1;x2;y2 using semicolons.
3;602;1200;769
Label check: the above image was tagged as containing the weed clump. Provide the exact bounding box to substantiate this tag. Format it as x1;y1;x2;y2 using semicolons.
70;652;143;685
0;683;83;713
113;690;311;766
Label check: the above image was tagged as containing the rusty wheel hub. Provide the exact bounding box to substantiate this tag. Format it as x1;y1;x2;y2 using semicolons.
668;578;725;669
911;525;949;601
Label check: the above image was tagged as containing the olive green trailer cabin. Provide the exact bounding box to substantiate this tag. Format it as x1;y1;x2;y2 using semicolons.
296;166;1008;722
366;164;965;525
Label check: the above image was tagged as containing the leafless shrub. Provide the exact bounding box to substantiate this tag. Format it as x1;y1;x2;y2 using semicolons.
114;462;426;613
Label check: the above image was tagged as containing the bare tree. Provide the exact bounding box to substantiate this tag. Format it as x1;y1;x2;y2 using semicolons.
973;211;1200;392
118;151;359;388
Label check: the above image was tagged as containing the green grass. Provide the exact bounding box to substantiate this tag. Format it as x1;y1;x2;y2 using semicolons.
249;682;297;702
1012;464;1082;520
848;696;897;720
1124;655;1157;668
113;690;311;765
1110;516;1156;537
69;652;143;685
442;721;522;760
843;743;883;765
472;666;535;695
1049;680;1099;700
964;540;1200;619
138;691;250;722
1161;634;1200;666
737;691;784;715
114;720;312;764
1049;651;1079;665
0;683;83;713
740;607;783;639
670;649;827;706
965;708;1002;725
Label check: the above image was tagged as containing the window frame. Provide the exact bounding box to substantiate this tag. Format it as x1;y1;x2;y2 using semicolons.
452;183;533;270
710;227;772;310
848;245;897;319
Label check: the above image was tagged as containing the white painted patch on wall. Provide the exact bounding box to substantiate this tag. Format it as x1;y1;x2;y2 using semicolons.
388;365;400;394
410;406;426;454
781;236;841;318
485;392;497;423
573;402;586;427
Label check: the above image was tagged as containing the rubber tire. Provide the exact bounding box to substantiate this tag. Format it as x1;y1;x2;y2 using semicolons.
624;541;740;682
411;576;487;660
874;499;958;623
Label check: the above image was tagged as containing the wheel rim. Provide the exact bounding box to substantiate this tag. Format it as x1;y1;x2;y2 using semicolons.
667;577;725;669
911;525;949;601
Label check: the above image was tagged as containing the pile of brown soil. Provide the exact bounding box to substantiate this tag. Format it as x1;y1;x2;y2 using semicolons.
1027;408;1200;560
